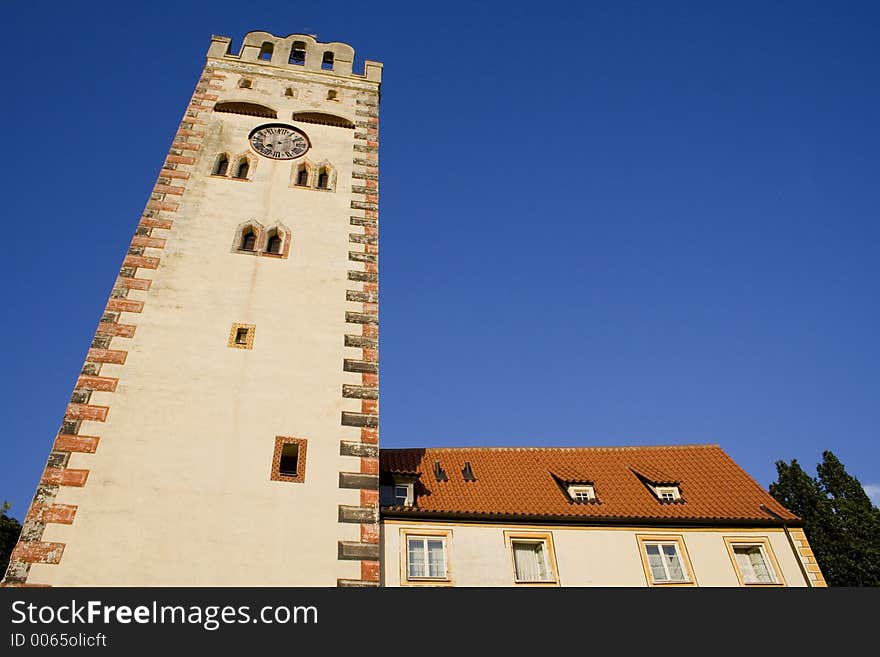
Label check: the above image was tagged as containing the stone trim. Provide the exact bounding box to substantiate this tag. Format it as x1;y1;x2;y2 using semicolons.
0;64;220;588
787;528;828;587
335;84;381;587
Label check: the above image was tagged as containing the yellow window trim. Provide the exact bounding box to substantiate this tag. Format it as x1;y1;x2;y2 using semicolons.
724;536;786;587
503;530;560;586
399;528;454;587
636;534;698;587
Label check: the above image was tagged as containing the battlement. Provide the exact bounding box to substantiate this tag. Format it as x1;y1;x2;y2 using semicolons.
208;31;382;82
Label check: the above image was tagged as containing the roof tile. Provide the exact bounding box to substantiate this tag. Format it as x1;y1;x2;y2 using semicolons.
379;445;797;523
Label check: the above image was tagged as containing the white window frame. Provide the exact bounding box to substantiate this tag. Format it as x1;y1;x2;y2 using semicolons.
400;529;453;586
637;535;696;586
505;532;559;585
567;484;595;502
724;537;785;587
653;485;681;501
393;483;414;506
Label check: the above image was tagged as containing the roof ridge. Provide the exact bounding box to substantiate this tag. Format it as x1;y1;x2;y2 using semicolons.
380;444;721;452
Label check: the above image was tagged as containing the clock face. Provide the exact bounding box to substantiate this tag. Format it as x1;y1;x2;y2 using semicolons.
248;124;310;159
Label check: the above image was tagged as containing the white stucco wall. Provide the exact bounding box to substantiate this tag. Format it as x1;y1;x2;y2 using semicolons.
30;46;380;586
382;520;811;587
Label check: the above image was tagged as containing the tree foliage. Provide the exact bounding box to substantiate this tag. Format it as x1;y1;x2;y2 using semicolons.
770;451;880;586
1;502;23;579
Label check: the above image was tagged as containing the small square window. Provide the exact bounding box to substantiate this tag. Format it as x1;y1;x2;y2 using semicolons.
653;485;681;501
228;323;256;350
725;538;784;586
270;436;307;483
567;484;595;502
394;485;410;505
505;532;558;585
637;535;695;586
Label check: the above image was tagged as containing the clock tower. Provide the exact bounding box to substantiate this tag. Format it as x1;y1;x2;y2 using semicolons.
3;32;383;586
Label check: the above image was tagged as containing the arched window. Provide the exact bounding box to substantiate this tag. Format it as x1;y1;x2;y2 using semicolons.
213;154;229;176
296;166;309;187
317;169;329;189
240;228;257;251
234;158;250;180
289;41;306;66
321;52;334;70
266;231;283;254
259;42;274;61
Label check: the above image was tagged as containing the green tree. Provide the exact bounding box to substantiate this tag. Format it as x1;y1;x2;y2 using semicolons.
770;451;880;586
0;502;23;579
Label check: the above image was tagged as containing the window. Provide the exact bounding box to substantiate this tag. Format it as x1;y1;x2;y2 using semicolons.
265;231;282;255
317;169;329;189
295;165;309;187
227;323;256;350
289;41;306;65
270;436;308;483
321;51;334;70
240;228;257;251
213;153;229;176
233;158;250;180
394;483;413;506
407;537;447;579
637;535;695;586
505;532;558;585
259;42;274;61
567;484;595;502
650;485;681;501
278;442;298;476
238;78;253;89
725;538;784;586
284;87;296;97
400;529;453;586
327;89;338;101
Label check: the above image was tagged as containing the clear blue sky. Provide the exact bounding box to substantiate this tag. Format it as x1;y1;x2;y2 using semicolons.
2;1;878;519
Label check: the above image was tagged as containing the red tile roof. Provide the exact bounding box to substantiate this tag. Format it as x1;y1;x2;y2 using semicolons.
379;445;798;524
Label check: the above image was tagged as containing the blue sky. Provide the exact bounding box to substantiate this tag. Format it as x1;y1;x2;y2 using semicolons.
2;0;878;518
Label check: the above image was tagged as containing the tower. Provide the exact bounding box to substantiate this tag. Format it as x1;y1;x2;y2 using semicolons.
3;32;383;586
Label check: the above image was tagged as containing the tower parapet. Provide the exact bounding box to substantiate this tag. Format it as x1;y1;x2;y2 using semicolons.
208;32;383;82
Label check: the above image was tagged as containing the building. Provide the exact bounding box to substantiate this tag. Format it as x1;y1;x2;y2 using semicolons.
2;31;825;588
380;445;826;586
3;31;383;587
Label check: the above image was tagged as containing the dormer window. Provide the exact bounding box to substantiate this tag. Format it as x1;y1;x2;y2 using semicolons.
653;485;681;501
567;485;595;502
381;478;415;506
394;484;414;506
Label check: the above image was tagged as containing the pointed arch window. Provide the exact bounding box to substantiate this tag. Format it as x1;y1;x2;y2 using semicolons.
240;228;257;251
317;169;329;189
259;42;274;61
234;158;250;180
289;41;306;66
294;164;310;187
266;230;283;255
213;153;229;176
